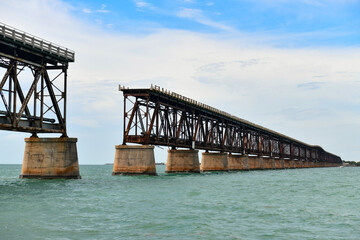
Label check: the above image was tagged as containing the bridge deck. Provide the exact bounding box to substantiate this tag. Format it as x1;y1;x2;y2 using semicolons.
0;22;74;64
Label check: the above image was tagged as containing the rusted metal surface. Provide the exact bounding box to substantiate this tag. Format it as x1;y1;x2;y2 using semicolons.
121;85;342;164
0;23;73;135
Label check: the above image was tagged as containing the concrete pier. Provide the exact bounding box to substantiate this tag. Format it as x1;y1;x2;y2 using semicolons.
248;156;263;170
20;137;80;179
227;154;249;171
303;161;309;168
283;159;294;169
309;161;315;168
113;145;156;175
201;152;228;171
262;157;275;169
274;158;285;169
166;149;200;173
294;160;303;168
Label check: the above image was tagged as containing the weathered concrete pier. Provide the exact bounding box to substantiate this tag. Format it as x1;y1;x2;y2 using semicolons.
20;137;80;179
0;23;80;179
113;145;156;175
165;149;200;173
201;152;228;171
116;85;342;175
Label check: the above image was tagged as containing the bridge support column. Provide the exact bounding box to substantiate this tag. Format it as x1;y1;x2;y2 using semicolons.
290;160;295;168
227;154;248;171
294;160;302;168
262;157;275;169
166;149;200;173
274;158;285;169
303;161;309;168
201;152;228;171
284;159;292;169
113;145;156;175
248;156;263;170
20;137;80;179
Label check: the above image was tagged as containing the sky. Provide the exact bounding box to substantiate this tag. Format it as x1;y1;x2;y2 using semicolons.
0;0;359;164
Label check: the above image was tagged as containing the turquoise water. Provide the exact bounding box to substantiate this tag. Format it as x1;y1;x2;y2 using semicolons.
1;165;360;240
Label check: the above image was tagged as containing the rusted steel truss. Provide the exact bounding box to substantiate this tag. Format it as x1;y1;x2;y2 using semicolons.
121;86;342;164
0;55;68;134
0;23;73;135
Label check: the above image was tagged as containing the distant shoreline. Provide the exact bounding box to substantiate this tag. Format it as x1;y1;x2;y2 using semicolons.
342;161;360;167
104;163;166;165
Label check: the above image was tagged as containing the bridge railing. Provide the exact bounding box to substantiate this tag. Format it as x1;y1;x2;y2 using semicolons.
0;22;74;62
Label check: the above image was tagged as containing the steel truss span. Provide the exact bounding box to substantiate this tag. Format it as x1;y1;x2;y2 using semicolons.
121;85;342;164
0;23;74;135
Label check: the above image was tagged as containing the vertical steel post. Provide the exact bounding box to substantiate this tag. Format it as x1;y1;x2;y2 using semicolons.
8;63;12;116
40;67;44;128
63;65;68;136
12;60;17;123
33;69;37;122
123;95;126;145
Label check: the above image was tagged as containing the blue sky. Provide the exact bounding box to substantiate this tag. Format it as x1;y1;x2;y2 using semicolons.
0;0;359;164
63;0;360;46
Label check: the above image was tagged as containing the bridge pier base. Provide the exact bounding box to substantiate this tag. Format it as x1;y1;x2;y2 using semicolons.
274;158;285;169
284;159;294;169
113;145;156;175
248;156;263;170
263;157;275;169
20;137;80;179
294;160;302;168
201;152;228;171
165;149;200;173
227;154;248;171
303;161;309;168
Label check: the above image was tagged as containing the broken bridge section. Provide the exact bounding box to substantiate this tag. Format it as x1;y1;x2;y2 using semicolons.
114;84;342;175
0;23;79;179
0;22;74;135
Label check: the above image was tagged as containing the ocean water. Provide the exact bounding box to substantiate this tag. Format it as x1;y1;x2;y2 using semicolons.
0;165;359;240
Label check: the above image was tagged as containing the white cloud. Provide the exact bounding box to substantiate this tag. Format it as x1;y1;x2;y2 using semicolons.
96;4;110;13
134;1;156;11
82;4;109;14
83;8;92;13
1;0;359;163
176;8;233;31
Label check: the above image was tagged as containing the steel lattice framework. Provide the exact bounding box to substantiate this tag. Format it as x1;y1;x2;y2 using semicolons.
0;23;74;135
121;85;342;164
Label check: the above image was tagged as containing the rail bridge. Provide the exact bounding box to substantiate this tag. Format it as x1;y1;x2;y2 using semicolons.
0;22;80;179
113;85;342;175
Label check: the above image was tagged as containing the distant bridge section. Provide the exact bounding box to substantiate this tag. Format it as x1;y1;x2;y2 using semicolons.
120;85;342;164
